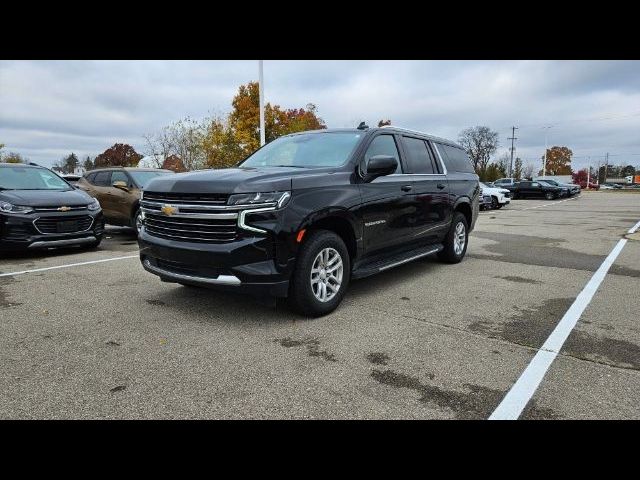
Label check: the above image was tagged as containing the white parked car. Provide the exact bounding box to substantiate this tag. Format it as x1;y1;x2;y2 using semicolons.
480;182;511;209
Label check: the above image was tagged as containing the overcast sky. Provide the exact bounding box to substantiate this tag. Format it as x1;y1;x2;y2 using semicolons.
1;60;639;171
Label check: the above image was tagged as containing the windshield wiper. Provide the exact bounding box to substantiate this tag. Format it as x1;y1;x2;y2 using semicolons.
270;165;308;168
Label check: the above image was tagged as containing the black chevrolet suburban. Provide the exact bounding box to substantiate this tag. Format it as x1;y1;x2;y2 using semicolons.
139;127;479;316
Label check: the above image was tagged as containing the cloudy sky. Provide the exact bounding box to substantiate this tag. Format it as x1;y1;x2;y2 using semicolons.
1;60;639;171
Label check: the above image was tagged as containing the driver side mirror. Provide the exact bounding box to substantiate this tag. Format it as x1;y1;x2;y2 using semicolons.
112;180;130;192
360;155;398;182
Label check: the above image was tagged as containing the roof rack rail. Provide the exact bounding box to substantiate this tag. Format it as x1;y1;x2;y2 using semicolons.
379;125;427;136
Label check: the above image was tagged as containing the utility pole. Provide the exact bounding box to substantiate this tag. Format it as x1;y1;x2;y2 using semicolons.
604;152;609;183
259;60;265;147
586;156;590;190
542;125;552;178
508;126;518;178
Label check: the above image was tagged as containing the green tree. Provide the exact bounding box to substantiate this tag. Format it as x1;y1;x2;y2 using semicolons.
83;156;95;171
513;157;523;180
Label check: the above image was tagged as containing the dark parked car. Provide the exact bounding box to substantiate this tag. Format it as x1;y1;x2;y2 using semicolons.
511;180;563;200
77;167;174;233
138;126;480;316
0;163;104;251
537;179;569;197
537;178;580;195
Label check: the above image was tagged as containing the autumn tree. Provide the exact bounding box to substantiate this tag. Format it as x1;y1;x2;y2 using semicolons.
94;143;143;168
2;152;27;164
378;119;391;127
513;157;523;180
540;146;572;176
458;126;499;176
162;154;187;173
572;169;588;184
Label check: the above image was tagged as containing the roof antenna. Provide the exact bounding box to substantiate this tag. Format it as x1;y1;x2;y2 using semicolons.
357;121;369;130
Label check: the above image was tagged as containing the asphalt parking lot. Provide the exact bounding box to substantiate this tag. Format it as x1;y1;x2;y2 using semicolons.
1;192;639;419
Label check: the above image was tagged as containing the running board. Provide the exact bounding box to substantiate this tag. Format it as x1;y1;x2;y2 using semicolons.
351;244;443;279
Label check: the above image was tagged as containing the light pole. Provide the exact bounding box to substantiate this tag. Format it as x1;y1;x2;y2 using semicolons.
542;125;552;177
259;60;265;147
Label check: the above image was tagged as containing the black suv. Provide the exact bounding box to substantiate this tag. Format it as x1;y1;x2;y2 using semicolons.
138;127;479;316
1;163;104;251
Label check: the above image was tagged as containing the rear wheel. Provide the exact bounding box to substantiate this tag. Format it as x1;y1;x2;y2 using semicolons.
438;212;468;264
545;192;555;200
289;230;350;317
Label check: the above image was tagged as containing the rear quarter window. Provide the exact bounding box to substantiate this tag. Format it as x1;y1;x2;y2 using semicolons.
436;143;475;174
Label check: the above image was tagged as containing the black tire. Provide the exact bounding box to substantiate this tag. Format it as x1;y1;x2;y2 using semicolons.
491;196;499;209
289;230;350;317
545;192;554;200
133;208;143;234
438;212;469;264
86;237;102;249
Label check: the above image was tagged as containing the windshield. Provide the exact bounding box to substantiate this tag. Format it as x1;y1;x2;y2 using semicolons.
0;167;71;191
129;171;174;188
240;132;363;169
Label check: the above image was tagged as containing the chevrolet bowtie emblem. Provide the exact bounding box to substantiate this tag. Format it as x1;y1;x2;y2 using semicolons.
161;204;177;216
57;206;71;212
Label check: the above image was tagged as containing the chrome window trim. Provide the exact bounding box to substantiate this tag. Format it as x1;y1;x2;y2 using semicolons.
430;143;449;175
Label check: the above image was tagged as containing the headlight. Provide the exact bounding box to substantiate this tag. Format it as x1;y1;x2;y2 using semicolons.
228;191;291;208
87;198;101;211
0;202;34;214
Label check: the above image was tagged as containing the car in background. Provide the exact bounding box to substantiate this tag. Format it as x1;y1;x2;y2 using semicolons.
537;178;580;195
537;179;569;197
577;180;600;190
479;182;511;209
1;163;104;251
77;167;174;233
493;178;518;188
600;183;622;190
61;174;82;186
511;180;563;200
478;187;493;210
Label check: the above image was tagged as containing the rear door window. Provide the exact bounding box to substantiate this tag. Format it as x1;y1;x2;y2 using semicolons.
93;171;111;187
111;171;129;186
401;136;436;174
436;143;475;173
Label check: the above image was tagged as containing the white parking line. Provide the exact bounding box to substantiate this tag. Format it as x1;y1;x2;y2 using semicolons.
629;220;640;234
489;237;628;420
520;196;580;211
0;255;139;278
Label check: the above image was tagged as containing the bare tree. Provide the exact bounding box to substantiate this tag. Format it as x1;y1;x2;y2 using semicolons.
144;117;207;171
458;126;499;175
522;162;535;180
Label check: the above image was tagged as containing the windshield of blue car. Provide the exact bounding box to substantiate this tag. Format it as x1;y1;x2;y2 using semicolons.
240;132;364;169
129;171;174;188
0;167;72;191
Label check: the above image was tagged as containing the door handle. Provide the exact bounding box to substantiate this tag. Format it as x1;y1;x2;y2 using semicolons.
401;185;413;192
436;183;446;190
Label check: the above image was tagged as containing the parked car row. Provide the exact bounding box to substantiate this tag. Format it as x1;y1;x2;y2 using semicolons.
478;182;511;210
493;178;580;200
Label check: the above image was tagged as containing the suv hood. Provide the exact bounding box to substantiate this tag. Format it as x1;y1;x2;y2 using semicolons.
144;166;340;194
0;188;93;207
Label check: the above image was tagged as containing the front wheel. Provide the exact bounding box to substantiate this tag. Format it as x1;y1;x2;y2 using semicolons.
438;212;469;264
545;192;555;200
133;209;143;234
491;196;499;209
289;230;350;317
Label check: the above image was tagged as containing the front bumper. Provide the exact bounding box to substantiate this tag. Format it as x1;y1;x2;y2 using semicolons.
0;210;104;251
138;228;292;297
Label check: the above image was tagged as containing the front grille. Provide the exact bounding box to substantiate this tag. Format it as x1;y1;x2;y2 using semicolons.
144;213;237;242
34;215;93;234
141;192;239;243
143;192;229;204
